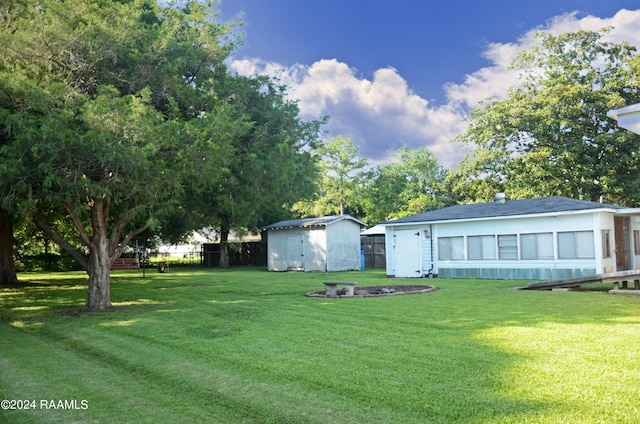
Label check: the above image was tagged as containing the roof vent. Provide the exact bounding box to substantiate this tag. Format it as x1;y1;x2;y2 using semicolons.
494;192;506;204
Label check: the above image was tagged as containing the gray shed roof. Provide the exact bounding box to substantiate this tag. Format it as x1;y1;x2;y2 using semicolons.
382;196;625;225
262;215;366;231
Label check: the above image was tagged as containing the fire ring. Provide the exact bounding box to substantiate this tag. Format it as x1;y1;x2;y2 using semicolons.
305;285;436;298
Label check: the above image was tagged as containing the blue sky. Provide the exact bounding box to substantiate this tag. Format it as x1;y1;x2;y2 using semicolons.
218;1;640;168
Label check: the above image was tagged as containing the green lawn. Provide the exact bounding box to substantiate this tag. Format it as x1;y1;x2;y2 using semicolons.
2;267;640;423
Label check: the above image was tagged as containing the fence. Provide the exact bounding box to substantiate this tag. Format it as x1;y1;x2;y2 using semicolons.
360;235;386;268
201;242;267;267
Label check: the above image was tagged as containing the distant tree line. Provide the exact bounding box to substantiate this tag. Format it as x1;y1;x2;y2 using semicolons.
1;1;639;311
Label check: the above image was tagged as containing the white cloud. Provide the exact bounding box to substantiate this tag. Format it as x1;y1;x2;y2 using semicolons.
446;9;640;110
229;58;468;167
228;9;640;169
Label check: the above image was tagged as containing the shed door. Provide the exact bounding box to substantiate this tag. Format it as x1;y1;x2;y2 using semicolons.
393;229;422;277
286;235;304;270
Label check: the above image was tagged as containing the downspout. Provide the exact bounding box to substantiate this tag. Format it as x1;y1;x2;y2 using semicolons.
427;224;434;277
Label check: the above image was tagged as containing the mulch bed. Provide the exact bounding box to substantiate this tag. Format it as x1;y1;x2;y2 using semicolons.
306;285;436;298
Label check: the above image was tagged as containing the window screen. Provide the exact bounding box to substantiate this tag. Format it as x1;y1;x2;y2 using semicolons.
468;235;496;260
558;231;594;259
521;233;554;260
438;237;464;260
601;230;611;258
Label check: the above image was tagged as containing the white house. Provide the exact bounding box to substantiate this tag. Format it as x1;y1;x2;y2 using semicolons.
382;196;640;280
263;215;366;272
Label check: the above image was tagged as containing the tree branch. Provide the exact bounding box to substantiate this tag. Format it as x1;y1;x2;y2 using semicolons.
109;216;131;252
63;202;91;246
110;223;149;261
34;219;88;269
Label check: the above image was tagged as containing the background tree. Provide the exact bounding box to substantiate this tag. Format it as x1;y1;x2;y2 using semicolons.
0;74;36;286
361;147;447;224
449;29;640;205
294;136;367;217
0;0;237;308
216;75;323;268
170;73;324;268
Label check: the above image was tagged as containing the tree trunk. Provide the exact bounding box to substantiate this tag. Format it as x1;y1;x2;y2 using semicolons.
0;212;19;287
219;218;230;269
86;247;112;310
86;198;112;310
35;197;147;310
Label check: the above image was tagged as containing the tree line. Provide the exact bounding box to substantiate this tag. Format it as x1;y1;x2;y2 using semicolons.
1;1;639;311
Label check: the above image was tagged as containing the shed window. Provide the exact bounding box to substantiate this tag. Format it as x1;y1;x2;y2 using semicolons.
468;235;496;260
498;234;518;260
438;237;464;260
521;233;554;260
634;230;640;256
558;231;594;259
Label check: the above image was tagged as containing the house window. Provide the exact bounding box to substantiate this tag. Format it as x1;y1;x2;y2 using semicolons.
634;230;640;256
438;237;464;260
468;235;496;260
498;234;518;260
601;230;611;258
558;231;595;259
521;233;554;260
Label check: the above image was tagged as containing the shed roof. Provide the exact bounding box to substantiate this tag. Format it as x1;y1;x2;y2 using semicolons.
382;196;626;225
361;225;385;236
262;215;366;231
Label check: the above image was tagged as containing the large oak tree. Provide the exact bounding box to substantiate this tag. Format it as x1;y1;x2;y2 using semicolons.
0;0;236;308
448;29;640;205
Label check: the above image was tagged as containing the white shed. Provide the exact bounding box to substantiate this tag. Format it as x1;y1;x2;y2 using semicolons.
382;196;640;280
263;215;366;272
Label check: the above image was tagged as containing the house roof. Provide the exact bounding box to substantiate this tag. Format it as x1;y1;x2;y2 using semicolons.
382;196;627;225
262;215;366;231
608;103;640;135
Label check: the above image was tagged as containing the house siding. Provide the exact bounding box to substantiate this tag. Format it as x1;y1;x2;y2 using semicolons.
386;208;640;280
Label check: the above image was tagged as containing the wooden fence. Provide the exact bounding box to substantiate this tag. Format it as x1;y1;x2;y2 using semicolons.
360;235;386;268
201;242;267;267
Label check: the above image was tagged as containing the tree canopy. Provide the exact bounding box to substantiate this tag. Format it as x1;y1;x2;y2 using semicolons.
361;147;448;224
293;136;368;218
448;29;640;205
173;73;324;268
0;1;245;306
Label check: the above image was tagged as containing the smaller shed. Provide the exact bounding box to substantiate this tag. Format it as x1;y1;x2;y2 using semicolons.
263;215;366;272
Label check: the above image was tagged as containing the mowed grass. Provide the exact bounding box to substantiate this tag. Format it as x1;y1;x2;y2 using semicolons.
2;268;640;423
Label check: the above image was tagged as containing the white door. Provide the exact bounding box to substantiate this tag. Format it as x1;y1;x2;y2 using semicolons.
286;235;304;270
393;229;422;277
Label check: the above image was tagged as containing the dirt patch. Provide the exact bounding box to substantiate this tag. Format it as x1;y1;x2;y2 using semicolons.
306;285;436;298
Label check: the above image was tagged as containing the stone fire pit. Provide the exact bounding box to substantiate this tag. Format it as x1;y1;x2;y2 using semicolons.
306;284;436;298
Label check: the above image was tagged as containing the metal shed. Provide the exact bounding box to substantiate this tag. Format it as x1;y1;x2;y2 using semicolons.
262;215;366;272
